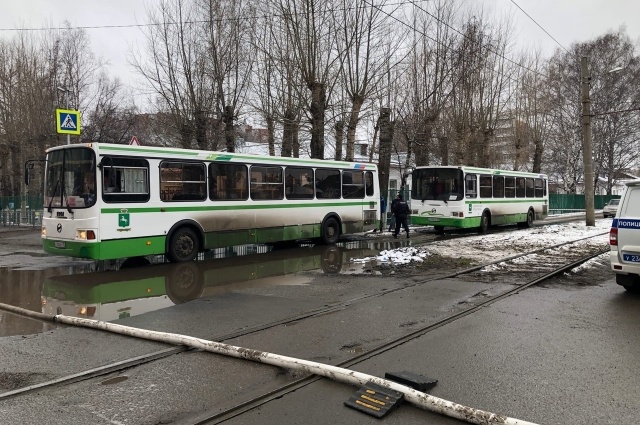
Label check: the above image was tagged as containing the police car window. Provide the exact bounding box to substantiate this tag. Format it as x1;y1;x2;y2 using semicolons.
621;188;640;216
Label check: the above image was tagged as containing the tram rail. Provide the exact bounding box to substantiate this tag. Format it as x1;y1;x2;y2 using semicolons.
0;231;610;420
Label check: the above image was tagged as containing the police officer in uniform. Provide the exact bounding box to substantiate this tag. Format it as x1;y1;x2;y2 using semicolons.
391;194;410;238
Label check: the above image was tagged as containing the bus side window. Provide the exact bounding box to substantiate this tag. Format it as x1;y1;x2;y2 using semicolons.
479;175;492;198
525;178;535;197
516;177;526;197
465;174;477;198
209;163;247;201
505;177;516;198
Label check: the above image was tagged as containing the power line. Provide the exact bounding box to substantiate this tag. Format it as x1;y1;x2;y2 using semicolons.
509;0;572;55
362;0;544;92
406;0;547;79
0;1;428;32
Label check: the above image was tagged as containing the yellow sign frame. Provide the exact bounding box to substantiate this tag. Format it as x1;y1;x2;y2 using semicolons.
56;109;81;135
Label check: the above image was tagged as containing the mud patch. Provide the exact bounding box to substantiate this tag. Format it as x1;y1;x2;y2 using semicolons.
542;255;614;288
369;253;478;277
0;371;51;391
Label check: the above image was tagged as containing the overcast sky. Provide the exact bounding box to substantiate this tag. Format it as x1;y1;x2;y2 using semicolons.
1;0;639;106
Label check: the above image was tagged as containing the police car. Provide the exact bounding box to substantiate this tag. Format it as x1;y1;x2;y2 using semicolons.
610;180;640;291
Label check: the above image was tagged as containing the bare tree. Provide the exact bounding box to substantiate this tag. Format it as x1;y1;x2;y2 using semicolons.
251;5;306;157
546;28;640;194
394;0;459;168
336;0;404;161
201;0;255;153
132;0;214;149
277;0;340;159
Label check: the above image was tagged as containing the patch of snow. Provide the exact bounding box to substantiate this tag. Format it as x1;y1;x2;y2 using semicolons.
354;219;612;266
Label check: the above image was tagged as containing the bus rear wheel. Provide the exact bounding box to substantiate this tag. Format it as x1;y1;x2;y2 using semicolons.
168;227;200;262
321;217;340;244
520;209;534;228
479;212;490;233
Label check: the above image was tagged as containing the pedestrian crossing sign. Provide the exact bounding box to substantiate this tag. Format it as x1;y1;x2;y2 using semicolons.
56;109;81;135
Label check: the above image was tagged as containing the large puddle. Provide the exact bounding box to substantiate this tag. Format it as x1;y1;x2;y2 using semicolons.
0;239;413;337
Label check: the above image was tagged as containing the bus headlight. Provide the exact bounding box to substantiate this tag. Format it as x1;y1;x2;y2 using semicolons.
41;227;46;237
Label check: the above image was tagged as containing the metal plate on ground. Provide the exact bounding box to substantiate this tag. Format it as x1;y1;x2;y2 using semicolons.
344;381;404;418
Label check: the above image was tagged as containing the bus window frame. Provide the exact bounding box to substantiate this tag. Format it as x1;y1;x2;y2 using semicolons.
465;173;477;198
160;160;207;202
250;165;284;201
209;162;248;201
479;175;493;198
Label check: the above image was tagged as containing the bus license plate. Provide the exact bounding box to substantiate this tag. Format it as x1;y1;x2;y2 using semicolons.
428;218;440;222
623;254;640;263
55;241;66;249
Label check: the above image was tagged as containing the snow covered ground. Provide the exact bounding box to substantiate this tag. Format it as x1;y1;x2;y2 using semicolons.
354;216;612;269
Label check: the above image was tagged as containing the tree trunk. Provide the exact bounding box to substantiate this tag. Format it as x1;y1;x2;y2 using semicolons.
266;115;275;157
195;109;208;150
292;121;300;158
532;139;543;173
223;105;235;152
368;122;379;163
179;120;193;149
334;120;344;161
514;138;522;171
282;110;294;157
378;108;393;201
309;82;326;159
345;97;364;161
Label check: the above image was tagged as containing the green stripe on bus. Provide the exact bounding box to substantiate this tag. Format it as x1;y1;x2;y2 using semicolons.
99;145;200;156
463;167;547;177
42;277;166;304
98;145;375;169
412;212;533;228
411;216;480;228
101;201;374;214
44;221;375;260
43;236;167;260
467;199;547;205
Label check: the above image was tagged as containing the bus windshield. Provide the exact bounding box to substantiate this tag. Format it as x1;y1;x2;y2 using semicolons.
412;168;464;202
45;147;96;209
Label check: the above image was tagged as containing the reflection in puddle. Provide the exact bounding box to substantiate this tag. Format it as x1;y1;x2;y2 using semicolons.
1;241;387;337
31;244;374;329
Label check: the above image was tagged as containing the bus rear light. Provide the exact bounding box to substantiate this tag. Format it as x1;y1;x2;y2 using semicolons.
76;229;97;240
78;306;97;317
610;228;618;245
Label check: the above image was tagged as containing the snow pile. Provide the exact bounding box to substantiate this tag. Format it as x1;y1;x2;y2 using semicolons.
355;218;612;266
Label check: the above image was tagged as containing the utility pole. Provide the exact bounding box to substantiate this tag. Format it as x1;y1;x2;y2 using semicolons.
57;87;71;145
581;56;595;226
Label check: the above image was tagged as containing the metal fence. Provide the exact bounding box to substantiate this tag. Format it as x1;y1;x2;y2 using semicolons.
0;196;44;227
548;194;619;215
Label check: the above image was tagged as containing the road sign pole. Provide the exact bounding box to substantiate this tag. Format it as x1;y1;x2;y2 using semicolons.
65;90;70;145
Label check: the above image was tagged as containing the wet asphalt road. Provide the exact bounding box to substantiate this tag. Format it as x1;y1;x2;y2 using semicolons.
1;220;639;425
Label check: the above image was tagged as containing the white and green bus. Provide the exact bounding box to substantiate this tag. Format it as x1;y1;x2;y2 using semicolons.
41;143;380;262
410;166;548;233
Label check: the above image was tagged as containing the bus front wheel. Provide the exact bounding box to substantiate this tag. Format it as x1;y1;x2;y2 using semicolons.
321;217;340;244
168;227;200;262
